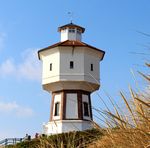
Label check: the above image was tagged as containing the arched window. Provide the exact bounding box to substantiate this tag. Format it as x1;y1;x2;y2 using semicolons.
83;102;89;117
54;102;60;116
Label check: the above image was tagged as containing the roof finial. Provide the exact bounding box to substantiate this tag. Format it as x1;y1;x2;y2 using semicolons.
68;12;74;23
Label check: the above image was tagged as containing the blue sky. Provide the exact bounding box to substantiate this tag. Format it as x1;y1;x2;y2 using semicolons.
0;0;150;139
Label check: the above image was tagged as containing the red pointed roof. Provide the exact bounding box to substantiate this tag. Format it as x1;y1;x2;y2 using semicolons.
38;40;105;60
58;23;85;33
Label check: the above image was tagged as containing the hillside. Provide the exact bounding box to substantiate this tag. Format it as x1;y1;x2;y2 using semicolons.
6;64;150;148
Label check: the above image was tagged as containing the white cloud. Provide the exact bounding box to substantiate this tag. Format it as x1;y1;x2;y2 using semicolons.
18;49;42;81
0;101;18;112
0;48;42;81
0;101;34;117
0;59;16;76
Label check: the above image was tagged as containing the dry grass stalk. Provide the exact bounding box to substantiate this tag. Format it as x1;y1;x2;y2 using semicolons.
88;63;150;148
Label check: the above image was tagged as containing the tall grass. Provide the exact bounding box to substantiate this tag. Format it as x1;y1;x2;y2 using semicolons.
6;129;103;148
89;63;150;148
36;129;103;148
7;64;150;147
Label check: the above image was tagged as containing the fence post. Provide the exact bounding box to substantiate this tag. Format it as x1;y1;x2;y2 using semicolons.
5;139;8;146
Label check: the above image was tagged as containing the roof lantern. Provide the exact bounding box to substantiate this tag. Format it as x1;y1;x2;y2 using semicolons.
58;22;85;42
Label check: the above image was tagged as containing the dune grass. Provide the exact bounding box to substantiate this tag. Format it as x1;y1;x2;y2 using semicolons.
6;63;150;148
6;129;103;148
88;63;150;148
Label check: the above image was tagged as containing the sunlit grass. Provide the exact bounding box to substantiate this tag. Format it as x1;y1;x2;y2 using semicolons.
88;63;150;148
6;63;150;148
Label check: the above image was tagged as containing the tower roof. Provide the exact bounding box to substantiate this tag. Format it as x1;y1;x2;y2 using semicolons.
38;40;105;60
58;22;85;33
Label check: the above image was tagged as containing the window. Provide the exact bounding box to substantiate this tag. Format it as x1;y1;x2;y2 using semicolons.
54;102;60;116
70;61;74;69
83;102;89;116
50;63;52;71
69;29;75;33
91;64;93;71
77;29;81;34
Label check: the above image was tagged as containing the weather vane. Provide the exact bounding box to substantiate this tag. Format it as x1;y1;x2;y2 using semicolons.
68;12;74;23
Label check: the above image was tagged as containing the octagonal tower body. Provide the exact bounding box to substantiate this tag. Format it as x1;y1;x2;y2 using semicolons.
38;23;105;135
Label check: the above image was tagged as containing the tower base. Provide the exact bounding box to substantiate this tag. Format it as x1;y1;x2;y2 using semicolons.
43;120;93;135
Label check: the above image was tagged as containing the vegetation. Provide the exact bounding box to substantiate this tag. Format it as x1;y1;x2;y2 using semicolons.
6;61;150;147
6;129;103;148
88;63;150;148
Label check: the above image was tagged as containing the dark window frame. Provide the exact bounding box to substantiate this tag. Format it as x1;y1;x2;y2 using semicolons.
70;61;74;69
50;63;52;71
83;102;89;117
54;102;60;116
91;64;93;71
69;29;75;33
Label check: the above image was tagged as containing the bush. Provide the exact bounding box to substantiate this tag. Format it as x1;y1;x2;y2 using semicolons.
7;128;103;148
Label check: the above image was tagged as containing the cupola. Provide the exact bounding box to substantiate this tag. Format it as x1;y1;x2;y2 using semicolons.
58;22;85;42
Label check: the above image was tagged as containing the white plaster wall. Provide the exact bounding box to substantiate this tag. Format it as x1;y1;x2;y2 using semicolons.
41;47;60;85
59;46;100;85
76;32;82;41
53;94;61;120
44;81;99;92
66;93;78;119
43;120;93;135
60;28;82;42
84;48;100;84
61;29;68;42
61;120;92;133
82;94;91;120
60;47;84;81
68;32;76;40
43;121;62;134
40;46;101;92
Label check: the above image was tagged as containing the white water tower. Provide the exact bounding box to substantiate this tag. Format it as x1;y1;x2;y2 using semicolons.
38;22;105;135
